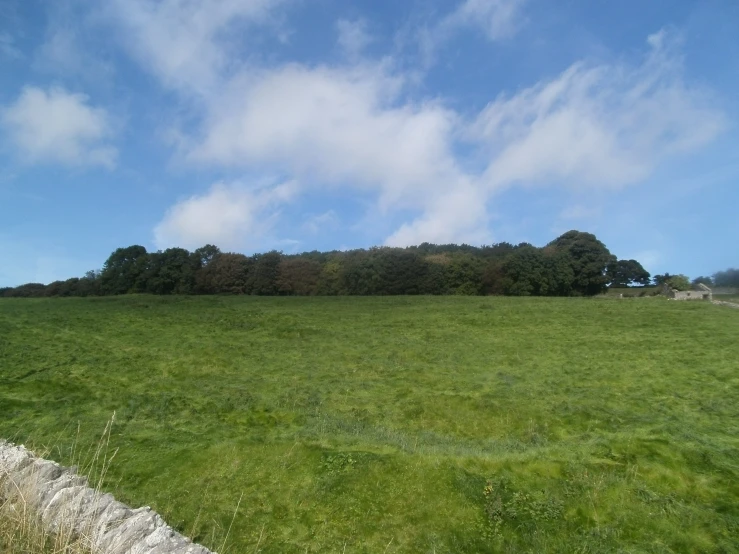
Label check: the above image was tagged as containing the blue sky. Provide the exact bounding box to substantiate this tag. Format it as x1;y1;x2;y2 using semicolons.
1;0;737;286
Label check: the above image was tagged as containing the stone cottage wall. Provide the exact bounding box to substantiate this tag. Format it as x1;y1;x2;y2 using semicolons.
661;284;712;301
672;290;712;301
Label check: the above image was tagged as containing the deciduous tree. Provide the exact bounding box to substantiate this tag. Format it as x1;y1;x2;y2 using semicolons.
100;245;149;295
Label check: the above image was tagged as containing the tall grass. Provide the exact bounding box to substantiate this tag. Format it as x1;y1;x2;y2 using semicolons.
0;420;119;554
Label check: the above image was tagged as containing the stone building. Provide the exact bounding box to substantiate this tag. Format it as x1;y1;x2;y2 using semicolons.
662;282;712;301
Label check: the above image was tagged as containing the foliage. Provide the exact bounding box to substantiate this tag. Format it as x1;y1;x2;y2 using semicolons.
191;244;221;267
1;296;738;553
713;267;739;288
1;231;663;298
100;245;149;295
195;253;252;294
249;251;282;295
143;248;197;295
606;259;651;287
692;275;714;287
276;258;322;296
548;230;616;295
443;254;484;295
666;274;692;291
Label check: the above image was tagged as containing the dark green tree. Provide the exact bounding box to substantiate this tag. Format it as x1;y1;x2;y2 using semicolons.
143;248;197;295
606;259;651;287
276;258;322;295
249;251;282;295
196;253;252;294
420;260;446;295
444;254;484;295
340;250;380;295
666;274;691;291
691;276;714;287
100;245;149;295
713;268;739;288
316;260;343;295
4;283;47;297
77;270;102;296
501;246;549;296
192;244;221;268
481;260;506;295
548;231;615;295
374;249;429;295
544;250;576;296
45;280;66;297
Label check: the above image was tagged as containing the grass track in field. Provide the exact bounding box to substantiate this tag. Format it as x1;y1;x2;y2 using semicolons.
1;296;738;553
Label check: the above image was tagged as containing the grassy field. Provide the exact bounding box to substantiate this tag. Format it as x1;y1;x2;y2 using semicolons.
1;296;738;553
714;294;739;304
603;287;660;297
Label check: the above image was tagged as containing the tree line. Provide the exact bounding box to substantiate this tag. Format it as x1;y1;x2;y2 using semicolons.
0;230;670;299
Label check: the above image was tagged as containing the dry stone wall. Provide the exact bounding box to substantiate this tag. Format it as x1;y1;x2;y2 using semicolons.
0;440;215;554
712;300;739;309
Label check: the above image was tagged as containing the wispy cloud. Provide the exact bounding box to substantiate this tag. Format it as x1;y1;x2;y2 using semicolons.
442;0;526;41
33;28;114;82
337;19;372;59
0;31;22;60
303;210;340;235
102;0;289;96
95;3;724;248
418;0;526;66
471;30;725;189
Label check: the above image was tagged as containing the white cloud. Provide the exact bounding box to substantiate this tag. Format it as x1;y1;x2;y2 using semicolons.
183;30;723;247
154;181;297;251
190;63;491;244
384;181;491;246
194;64;461;201
418;0;526;66
103;0;287;95
442;0;526;41
1;86;116;168
337;19;372;59
472;31;725;189
101;0;724;250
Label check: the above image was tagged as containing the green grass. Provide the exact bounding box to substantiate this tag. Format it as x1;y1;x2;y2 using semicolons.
603;287;659;298
1;296;738;553
714;294;739;304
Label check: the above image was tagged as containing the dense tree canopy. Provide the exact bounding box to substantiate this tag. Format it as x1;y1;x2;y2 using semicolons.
548;231;615;295
607;259;651;287
3;230;704;299
692;276;714;287
654;274;692;291
100;245;149;295
713;268;739;288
